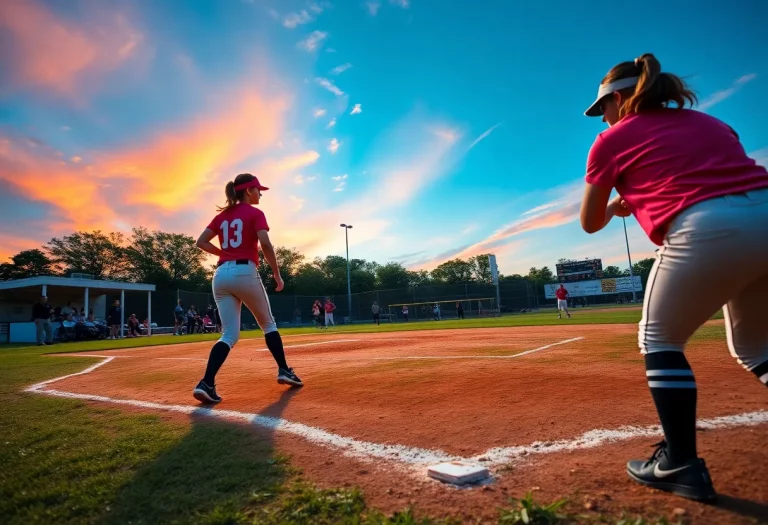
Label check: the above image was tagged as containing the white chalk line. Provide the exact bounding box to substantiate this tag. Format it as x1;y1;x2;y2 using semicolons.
26;340;768;474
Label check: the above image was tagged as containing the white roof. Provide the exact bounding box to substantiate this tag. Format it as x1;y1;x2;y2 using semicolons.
0;276;156;292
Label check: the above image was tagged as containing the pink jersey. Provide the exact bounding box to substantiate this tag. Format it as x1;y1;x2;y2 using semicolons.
206;203;269;265
586;109;768;245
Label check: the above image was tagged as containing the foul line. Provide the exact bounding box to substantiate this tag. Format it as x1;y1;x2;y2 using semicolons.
365;337;585;360
25;338;768;474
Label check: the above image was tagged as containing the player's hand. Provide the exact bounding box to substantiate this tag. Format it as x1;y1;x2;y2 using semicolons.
609;196;631;218
273;274;284;292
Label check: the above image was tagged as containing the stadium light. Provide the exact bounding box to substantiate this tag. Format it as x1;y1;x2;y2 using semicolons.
622;217;638;303
340;224;353;321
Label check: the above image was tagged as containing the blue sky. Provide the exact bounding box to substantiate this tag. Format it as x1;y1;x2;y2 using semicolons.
1;0;767;275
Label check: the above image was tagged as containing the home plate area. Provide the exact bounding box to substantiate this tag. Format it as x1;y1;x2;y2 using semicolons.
34;326;768;495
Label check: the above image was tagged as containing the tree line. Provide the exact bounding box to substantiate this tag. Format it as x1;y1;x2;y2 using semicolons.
0;228;656;296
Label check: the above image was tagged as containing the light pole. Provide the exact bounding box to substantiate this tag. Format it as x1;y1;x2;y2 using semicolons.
622;217;638;303
340;224;353;322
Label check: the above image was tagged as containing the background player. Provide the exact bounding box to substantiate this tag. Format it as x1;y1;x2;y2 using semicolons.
324;297;336;328
555;284;571;319
581;53;768;502
192;173;302;404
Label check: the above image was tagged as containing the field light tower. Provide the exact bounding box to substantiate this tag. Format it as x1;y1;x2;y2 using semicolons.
340;224;353;321
622;217;638;303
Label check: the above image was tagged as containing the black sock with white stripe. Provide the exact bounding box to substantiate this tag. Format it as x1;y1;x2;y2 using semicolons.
645;351;698;464
202;341;231;385
265;331;289;370
751;359;768;387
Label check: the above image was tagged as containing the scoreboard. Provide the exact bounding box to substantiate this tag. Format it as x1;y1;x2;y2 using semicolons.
556;259;603;282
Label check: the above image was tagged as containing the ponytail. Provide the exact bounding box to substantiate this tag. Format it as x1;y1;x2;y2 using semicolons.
217;173;257;211
603;53;698;119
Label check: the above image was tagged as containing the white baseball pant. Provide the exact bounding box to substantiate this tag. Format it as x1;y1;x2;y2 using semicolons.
638;188;768;384
213;260;277;349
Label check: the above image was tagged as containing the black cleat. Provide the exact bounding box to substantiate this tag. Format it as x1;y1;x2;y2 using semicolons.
277;367;303;387
193;380;222;404
627;441;717;502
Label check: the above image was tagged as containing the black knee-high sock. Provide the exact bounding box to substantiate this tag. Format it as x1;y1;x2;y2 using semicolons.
645;351;698;463
265;331;288;370
202;341;231;385
752;360;768;387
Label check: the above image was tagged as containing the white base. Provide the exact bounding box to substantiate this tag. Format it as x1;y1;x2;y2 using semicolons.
427;461;490;485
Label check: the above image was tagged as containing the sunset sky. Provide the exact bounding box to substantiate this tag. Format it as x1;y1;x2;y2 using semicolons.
1;0;767;275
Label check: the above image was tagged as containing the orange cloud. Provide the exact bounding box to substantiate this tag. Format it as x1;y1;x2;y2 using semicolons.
0;0;143;98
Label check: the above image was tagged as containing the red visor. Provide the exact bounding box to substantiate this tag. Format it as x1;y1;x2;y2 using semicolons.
234;177;269;192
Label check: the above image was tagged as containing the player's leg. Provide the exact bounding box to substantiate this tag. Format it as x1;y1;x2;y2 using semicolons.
723;272;768;387
194;268;241;403
629;193;768;501
238;268;302;387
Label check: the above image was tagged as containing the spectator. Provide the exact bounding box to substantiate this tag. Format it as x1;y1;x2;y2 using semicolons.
324;297;336;328
293;307;302;325
53;305;62;321
174;300;185;336
372;301;381;326
32;296;54;346
127;314;141;337
214;306;222;332
312;300;324;329
456;302;465;320
61;302;75;318
433;303;441;321
205;304;215;322
187;306;198;335
402;305;409;322
108;300;122;339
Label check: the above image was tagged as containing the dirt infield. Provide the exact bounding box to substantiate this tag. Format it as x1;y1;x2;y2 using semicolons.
36;322;768;523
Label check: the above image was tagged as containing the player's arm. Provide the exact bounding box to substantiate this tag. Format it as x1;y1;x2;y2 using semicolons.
257;230;284;292
580;184;629;234
196;228;223;257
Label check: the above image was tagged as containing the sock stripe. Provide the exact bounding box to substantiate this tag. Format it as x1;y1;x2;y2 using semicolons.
648;381;697;389
646;369;694;377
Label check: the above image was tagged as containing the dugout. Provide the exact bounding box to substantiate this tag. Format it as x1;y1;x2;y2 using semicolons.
0;276;156;343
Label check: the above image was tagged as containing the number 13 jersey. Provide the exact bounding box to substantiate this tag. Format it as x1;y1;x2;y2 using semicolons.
206;202;270;266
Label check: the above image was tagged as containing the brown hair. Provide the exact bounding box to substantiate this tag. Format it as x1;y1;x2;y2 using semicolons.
603;53;698;118
218;173;257;211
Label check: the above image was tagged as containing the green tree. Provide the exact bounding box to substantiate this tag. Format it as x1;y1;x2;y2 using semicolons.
431;259;475;284
256;246;306;292
407;269;432;287
468;254;493;284
602;265;624;278
527;266;556;284
630;257;655;289
47;231;127;280
375;262;411;290
0;249;58;281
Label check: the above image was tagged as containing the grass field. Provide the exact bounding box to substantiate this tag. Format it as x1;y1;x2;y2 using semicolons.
0;308;749;525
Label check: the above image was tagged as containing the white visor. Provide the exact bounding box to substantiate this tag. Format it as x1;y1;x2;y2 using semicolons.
584;76;639;117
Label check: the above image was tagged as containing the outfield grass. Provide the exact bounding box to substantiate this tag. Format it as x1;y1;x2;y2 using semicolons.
0;310;713;524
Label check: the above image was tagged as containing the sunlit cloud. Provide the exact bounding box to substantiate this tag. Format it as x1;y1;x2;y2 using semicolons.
333;181;346;192
289;195;306;210
699;74;757;111
314;108;327;117
327;117;337;128
467;122;502;151
283;9;313;28
71;156;82;163
315;77;344;96
331;63;353;75
332;174;348;181
328;138;340;154
0;0;144;99
366;1;381;15
350;104;362;115
390;0;409;7
749;147;768;168
60;126;71;131
296;30;328;52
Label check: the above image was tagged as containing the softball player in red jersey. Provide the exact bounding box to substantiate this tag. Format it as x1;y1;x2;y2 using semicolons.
581;53;768;502
193;173;302;404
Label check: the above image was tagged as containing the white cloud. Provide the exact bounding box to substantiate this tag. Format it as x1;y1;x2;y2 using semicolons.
328;138;340;154
267;8;280;19
749;147;768;168
71;156;82;163
390;0;409;7
327;117;337;128
333;181;346;192
306;176;317;181
314;108;327;118
332;174;348;181
315;77;345;96
468;122;502;151
366;2;381;15
699;73;757;111
330;63;352;75
289;195;305;210
350;103;362;115
296;31;328;52
283;10;312;28
294;175;306;185
60;126;71;131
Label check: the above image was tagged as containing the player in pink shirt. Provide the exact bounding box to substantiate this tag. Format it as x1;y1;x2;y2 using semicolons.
580;53;768;502
192;173;303;405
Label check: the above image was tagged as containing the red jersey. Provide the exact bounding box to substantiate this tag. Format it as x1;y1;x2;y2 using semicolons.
206;203;269;265
324;302;335;313
555;287;568;300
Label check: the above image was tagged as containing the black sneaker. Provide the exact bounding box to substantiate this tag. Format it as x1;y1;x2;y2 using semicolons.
627;441;717;502
277;368;303;387
193;380;222;404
